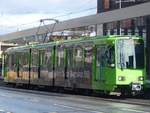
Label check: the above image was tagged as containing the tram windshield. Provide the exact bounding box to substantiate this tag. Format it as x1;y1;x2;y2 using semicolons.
117;39;144;69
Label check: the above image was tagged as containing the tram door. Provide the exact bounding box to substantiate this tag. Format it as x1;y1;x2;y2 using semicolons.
65;44;93;89
17;50;30;84
95;45;115;85
30;49;39;85
55;47;65;87
65;47;74;88
96;46;106;81
83;46;93;89
39;48;53;86
72;47;84;89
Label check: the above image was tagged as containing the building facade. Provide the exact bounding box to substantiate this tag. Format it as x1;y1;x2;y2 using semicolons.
97;0;150;78
98;0;149;13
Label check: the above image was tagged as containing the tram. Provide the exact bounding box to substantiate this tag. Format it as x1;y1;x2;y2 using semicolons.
2;36;145;95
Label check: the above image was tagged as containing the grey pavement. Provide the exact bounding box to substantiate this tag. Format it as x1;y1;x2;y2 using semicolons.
0;88;150;113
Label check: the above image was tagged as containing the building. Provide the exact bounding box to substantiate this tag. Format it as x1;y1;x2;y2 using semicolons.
97;0;150;78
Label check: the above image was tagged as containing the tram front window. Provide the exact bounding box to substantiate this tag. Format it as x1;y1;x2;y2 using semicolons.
117;39;144;69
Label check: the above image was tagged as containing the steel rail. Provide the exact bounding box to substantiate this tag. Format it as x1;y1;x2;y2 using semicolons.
0;86;150;106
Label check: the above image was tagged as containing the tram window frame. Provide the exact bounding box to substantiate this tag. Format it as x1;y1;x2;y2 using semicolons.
3;54;8;68
31;49;39;77
96;45;115;68
3;53;8;77
117;39;144;69
7;54;11;71
66;47;74;71
96;46;105;81
40;48;53;72
9;53;18;72
96;45;115;81
18;50;30;72
84;45;93;75
73;46;84;73
73;48;77;71
55;46;65;70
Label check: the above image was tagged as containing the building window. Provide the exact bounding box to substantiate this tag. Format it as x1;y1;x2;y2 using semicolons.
97;0;150;13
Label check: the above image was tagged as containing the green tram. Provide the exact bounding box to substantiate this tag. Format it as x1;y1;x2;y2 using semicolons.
2;36;145;95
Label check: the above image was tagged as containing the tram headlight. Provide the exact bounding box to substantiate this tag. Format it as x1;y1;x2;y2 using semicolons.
118;76;125;81
138;76;144;81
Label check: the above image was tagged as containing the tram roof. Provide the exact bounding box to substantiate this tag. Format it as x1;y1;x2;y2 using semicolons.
5;35;142;53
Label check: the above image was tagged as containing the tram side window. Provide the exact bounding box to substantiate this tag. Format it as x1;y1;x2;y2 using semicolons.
5;54;9;69
105;45;115;67
117;39;144;69
73;49;77;71
3;54;9;77
135;43;144;69
9;53;17;71
67;48;73;71
56;47;64;70
31;50;39;71
74;47;84;73
7;54;11;70
96;46;105;81
40;48;53;71
19;51;29;71
84;46;93;73
40;50;47;71
96;45;115;68
97;47;102;67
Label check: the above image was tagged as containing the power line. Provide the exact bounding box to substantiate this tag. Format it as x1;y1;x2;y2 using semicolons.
47;7;96;19
2;6;96;30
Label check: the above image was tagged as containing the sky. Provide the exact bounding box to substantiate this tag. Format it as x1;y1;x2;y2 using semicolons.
0;0;97;35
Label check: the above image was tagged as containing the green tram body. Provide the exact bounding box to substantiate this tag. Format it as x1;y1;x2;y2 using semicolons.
2;36;145;95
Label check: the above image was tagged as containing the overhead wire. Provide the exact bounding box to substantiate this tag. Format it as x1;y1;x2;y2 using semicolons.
8;6;97;29
2;1;97;34
52;7;96;19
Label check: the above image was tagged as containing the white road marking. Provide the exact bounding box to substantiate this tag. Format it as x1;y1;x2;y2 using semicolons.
122;108;150;113
53;103;104;113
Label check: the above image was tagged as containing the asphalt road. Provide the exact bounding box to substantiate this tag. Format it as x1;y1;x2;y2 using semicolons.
0;88;150;113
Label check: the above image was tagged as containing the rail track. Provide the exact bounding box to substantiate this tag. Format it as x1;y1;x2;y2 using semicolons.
0;82;150;107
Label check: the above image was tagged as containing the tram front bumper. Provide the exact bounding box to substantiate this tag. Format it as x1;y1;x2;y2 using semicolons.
131;83;142;91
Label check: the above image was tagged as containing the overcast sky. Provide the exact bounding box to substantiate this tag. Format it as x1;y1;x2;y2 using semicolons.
0;0;97;35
